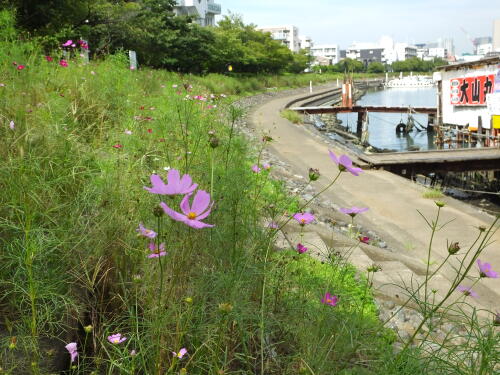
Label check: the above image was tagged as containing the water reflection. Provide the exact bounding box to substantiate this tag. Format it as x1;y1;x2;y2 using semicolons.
336;87;438;151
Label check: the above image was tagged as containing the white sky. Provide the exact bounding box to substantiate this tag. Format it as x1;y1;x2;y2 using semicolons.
219;0;500;54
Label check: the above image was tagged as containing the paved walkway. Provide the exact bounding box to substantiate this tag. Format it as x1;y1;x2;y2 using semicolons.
250;87;500;313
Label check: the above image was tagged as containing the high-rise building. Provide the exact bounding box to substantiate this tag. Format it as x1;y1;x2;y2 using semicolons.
494;19;500;51
257;26;300;52
174;0;221;27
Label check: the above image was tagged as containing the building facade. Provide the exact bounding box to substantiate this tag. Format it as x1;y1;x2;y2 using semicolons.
257;26;300;52
494;19;500;52
174;0;221;26
299;36;313;51
435;56;500;130
310;44;340;65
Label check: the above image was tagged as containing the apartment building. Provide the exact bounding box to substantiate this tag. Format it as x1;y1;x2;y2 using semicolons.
310;44;340;65
174;0;221;27
257;26;300;52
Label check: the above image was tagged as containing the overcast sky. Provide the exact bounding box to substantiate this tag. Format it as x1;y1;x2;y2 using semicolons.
219;0;500;55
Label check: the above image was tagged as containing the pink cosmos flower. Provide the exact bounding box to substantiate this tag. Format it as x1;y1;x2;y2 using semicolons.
172;84;178;88
456;285;478;298
252;165;261;173
297;243;308;254
136;223;157;239
45;56;53;62
0;83;5;87
263;163;271;170
9;121;15;130
65;342;78;362
112;144;123;149
17;65;25;70
160;190;214;229
147;242;166;258
321;292;338;306
477;259;499;278
124;129;132;135
108;333;127;344
59;60;68;67
340;206;369;218
172;348;188;359
359;236;370;244
144;169;198;195
293;212;315;225
62;40;73;47
329;150;363;176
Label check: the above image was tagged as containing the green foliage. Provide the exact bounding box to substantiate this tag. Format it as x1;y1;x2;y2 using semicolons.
281;109;303;124
367;61;385;73
391;57;447;72
333;58;366;73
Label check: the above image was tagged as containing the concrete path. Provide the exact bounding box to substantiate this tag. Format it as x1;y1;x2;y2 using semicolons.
250;87;500;313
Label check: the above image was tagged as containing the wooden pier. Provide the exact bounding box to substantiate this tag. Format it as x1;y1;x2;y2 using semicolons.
359;147;500;174
291;105;437;115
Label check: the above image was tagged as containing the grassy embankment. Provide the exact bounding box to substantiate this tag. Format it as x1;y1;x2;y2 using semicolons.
4;13;499;375
0;19;402;375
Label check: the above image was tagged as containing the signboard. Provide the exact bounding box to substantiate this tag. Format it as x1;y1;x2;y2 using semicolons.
450;74;495;106
129;50;138;70
486;93;500;115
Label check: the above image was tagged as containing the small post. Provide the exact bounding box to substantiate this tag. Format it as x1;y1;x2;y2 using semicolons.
361;111;369;145
337;78;339;87
356;111;364;137
129;50;138;70
309;80;313;93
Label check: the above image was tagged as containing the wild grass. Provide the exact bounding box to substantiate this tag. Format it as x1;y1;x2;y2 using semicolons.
1;13;499;374
280;109;303;124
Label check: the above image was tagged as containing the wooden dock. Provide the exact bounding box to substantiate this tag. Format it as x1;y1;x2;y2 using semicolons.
359;147;500;174
291;105;437;115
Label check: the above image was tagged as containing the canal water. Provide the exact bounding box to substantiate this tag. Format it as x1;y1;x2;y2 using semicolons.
336;87;437;152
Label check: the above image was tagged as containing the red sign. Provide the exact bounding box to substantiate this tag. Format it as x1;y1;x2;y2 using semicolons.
450;75;495;106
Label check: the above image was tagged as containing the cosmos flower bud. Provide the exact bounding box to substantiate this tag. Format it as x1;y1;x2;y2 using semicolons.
84;325;93;333
184;297;193;304
308;168;320;181
448;242;460;255
209;136;219;148
262;135;273;143
153;206;164;217
9;337;16;350
435;201;445;208
477;225;487;232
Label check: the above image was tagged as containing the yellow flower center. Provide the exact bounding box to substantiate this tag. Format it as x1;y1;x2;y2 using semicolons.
113;338;119;343
187;212;197;220
300;219;305;223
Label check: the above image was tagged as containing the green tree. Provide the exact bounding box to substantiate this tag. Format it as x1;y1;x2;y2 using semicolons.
367;61;385;73
333;58;365;73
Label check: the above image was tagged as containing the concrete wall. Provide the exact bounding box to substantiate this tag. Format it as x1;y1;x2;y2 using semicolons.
494;20;500;52
440;63;499;129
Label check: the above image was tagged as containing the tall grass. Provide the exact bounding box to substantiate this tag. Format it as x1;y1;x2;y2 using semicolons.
1;12;498;374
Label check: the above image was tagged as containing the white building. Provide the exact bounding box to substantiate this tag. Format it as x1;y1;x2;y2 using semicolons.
477;43;493;56
299;36;313;50
310;44;340;65
436;56;499;130
395;43;417;61
494;19;500;52
428;47;447;59
174;0;221;26
257;26;300;52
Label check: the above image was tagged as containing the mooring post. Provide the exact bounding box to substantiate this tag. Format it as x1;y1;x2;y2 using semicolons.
361;111;369;145
356;111;364;137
